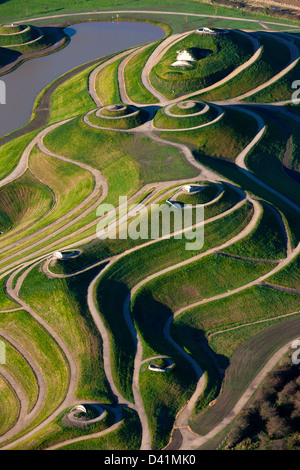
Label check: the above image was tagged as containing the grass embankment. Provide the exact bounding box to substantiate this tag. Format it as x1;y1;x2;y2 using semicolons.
171;287;300;433
0;0;297;27
0;25;40;46
49;181;242;276
153;103;218;129
208;314;300;364
0;25;60;61
133;254;274;315
57;407;141;450
175;182;219;205
88;107;148;130
20;265;113;403
245;113;300;206
159;104;300;247
4;27;57;53
0;170;54;236
268;254;300;289
193;154;300;247
0;125;198;270
0;25;24;34
0;310;69;446
100;106;133;117
168;101;205;115
94;55;125;105
178;282;300;338
198;32;292;101
150;30;253;99
0;374;19;438
139;352;195;449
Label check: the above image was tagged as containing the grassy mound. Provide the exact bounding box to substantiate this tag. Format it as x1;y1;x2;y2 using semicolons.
100;104;133;117
14;406;116;450
198;32;292;101
49;182;242;277
87;105;148;130
0;25;40;47
223;201;288;260
150;30;254;99
21;265;113;403
132;255;273;317
168;101;206;115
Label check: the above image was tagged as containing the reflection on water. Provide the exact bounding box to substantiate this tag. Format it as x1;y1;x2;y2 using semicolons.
0;21;164;138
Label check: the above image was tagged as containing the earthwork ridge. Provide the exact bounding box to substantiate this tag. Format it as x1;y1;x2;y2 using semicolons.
0;12;300;451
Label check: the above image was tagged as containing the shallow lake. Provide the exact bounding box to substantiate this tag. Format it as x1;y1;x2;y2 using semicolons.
0;20;164;137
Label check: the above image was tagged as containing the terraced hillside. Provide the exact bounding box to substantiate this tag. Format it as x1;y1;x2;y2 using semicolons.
0;22;68;73
0;12;300;452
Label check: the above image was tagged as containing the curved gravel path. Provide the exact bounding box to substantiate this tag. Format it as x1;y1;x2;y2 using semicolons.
1;15;299;451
